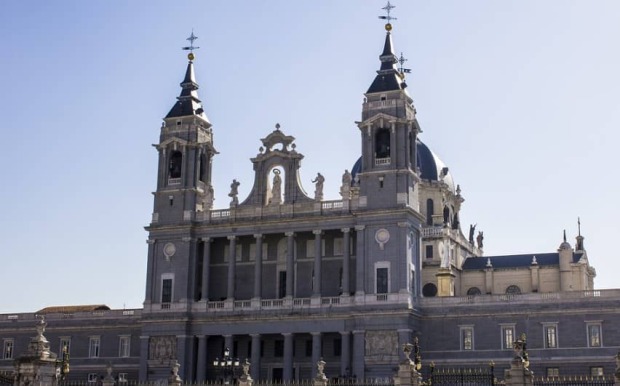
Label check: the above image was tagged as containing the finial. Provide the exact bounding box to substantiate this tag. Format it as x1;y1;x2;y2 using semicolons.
379;1;397;31
578;217;581;236
275;123;281;130
182;30;200;61
563;229;567;242
398;52;411;76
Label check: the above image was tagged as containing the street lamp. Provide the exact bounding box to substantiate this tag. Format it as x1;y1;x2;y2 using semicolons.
57;344;70;381
213;348;240;384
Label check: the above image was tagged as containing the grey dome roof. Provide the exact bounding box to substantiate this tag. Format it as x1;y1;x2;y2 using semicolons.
351;139;456;192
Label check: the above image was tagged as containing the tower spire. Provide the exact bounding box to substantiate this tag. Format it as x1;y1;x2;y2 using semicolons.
165;31;208;121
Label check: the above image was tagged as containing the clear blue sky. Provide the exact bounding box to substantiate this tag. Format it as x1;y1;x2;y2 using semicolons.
1;1;619;313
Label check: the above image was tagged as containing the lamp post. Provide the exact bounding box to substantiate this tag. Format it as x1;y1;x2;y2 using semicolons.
213;348;240;384
57;344;70;381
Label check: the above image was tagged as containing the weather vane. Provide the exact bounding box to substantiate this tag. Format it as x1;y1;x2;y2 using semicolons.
379;1;397;30
398;52;411;76
182;30;200;61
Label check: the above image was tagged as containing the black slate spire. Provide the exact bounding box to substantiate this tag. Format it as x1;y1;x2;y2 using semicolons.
367;26;407;94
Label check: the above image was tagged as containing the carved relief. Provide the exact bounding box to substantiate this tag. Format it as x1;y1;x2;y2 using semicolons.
365;330;398;361
148;336;177;360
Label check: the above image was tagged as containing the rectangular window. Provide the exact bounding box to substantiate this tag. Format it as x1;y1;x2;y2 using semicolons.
274;340;284;357
591;367;604;377
460;327;474;350
119;336;130;358
59;338;71;357
249;243;268;262
544;325;558;348
502;326;515;350
425;245;433;259
376;267;388;294
88;373;98;383
333;238;344;256
333;338;342;356
3;340;14;359
161;278;173;303
546;368;559;378
587;323;602;347
89;337;101;358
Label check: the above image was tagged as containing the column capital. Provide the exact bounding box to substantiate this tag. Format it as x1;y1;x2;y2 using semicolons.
285;232;295;237
281;332;293;337
339;331;351;336
253;234;263;239
140;336;150;340
146;239;156;244
354;225;366;231
397;329;412;333
200;237;212;243
181;237;193;242
196;335;207;340
250;333;261;338
352;330;366;335
341;228;351;234
227;235;237;241
313;230;322;235
310;332;322;337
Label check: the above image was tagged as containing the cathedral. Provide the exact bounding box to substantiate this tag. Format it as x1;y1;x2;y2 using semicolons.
0;6;617;384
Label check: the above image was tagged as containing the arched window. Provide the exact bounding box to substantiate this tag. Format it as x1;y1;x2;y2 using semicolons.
198;154;207;183
375;129;391;159
426;199;434;225
168;151;183;179
506;285;521;295
467;287;482;296
422;283;437;297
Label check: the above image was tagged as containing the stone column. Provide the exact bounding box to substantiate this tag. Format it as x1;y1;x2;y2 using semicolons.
340;331;351;378
311;332;322;378
283;333;294;381
139;335;149;382
341;228;351;296
201;238;212;302
144;240;156;305
224;335;233;353
355;226;366;295
250;334;261;381
227;236;237;299
196;335;207;382
313;230;323;296
253;235;263;299
352;330;365;380
286;232;295;298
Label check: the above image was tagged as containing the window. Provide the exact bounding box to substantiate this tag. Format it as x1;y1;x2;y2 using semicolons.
422;283;437;297
546;368;559;378
333;237;344;256
544;324;558;348
249;242;268;262
3;340;14;359
467;287;481;296
460;326;474;350
375;128;391;159
161;275;173;304
118;373;128;383
305;340;312;357
89;337;101;358
376;267;388;294
168;151;183;179
506;285;521;295
333;338;342;356
119;336;130;358
274;340;284;357
501;326;515;350
591;367;604;377
426;199;434;225
587;323;602;347
59;338;71;358
425;245;433;259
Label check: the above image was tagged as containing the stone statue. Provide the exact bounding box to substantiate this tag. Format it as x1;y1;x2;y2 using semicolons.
476;231;484;249
229;179;240;207
203;184;214;210
271;169;282;205
312;172;325;201
340;169;352;199
469;224;476;245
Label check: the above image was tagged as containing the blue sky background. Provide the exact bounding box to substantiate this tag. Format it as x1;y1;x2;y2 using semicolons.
1;1;619;313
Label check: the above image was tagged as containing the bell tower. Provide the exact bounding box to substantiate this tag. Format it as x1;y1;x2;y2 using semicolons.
152;33;217;225
356;8;421;211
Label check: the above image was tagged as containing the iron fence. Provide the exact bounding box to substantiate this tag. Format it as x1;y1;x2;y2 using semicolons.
533;376;615;386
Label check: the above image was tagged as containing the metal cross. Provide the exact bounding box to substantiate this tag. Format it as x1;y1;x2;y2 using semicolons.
182;30;200;53
379;1;397;23
398;52;411;74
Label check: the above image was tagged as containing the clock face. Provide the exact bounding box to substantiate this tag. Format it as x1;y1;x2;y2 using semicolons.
163;243;176;258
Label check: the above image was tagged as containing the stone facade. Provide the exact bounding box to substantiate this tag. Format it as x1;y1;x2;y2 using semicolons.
0;17;616;385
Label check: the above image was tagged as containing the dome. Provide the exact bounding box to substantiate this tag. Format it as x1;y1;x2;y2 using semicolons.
351;139;456;192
